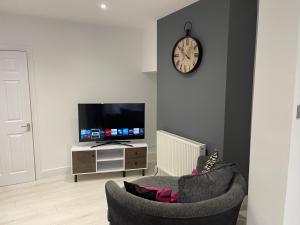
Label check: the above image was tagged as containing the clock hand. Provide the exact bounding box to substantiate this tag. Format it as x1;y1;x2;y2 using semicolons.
184;52;191;60
178;46;191;60
182;49;190;60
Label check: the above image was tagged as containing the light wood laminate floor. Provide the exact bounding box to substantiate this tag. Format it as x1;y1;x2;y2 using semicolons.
0;170;247;225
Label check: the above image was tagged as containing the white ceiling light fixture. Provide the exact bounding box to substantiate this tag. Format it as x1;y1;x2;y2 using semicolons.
97;1;108;10
100;3;107;9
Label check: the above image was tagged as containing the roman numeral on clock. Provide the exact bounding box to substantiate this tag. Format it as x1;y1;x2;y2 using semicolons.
186;38;189;46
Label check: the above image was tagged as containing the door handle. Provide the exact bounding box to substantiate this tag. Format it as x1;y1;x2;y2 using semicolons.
21;123;31;131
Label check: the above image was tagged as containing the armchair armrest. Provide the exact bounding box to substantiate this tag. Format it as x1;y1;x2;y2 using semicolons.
105;174;246;219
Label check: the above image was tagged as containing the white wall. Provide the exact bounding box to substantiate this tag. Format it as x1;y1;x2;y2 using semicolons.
283;17;300;225
142;22;157;73
0;14;157;178
247;0;300;225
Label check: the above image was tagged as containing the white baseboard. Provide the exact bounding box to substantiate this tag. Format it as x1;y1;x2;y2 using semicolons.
39;166;71;179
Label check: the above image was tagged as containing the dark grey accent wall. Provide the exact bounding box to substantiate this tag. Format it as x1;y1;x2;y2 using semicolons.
157;0;257;181
223;0;257;182
157;0;231;157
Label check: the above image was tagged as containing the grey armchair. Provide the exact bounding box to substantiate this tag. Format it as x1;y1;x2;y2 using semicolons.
105;172;246;225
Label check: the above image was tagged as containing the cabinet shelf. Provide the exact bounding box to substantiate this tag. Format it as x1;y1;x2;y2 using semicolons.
97;148;123;161
97;167;124;173
97;157;123;162
97;160;123;173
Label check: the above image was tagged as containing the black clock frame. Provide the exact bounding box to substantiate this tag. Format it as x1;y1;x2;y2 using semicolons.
172;35;203;74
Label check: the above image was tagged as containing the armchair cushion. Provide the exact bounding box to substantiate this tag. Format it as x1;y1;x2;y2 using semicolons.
178;164;235;203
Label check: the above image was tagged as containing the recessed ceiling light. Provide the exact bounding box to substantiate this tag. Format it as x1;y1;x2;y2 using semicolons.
97;1;108;10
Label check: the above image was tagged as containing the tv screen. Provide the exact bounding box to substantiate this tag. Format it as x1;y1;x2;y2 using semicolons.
78;103;145;142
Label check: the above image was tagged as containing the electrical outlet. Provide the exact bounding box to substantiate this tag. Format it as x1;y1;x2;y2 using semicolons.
297;105;300;119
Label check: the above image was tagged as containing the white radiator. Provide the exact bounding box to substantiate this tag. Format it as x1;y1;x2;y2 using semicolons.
157;130;206;176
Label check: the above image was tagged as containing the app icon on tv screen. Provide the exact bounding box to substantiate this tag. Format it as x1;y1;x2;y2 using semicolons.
100;129;105;138
117;129;122;136
81;129;92;140
128;128;133;135
91;129;100;139
122;128;129;136
111;129;117;136
105;129;111;136
133;128;139;135
139;128;144;135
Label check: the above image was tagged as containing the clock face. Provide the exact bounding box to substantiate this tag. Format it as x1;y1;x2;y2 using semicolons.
172;36;202;74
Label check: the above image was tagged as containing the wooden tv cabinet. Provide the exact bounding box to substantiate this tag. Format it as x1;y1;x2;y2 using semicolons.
71;142;148;182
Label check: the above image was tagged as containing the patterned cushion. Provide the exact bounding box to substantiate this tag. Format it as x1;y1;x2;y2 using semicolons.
178;164;235;203
197;152;235;172
196;155;210;171
202;151;219;173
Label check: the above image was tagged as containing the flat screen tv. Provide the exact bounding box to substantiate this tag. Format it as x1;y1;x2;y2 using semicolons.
78;103;145;142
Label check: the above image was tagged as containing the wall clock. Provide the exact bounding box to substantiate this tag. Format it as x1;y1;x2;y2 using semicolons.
172;22;203;74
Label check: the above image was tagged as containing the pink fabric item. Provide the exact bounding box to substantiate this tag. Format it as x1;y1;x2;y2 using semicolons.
192;169;200;175
170;192;179;203
156;189;172;202
139;185;177;203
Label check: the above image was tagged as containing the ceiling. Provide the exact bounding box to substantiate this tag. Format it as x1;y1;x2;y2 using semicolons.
0;0;199;29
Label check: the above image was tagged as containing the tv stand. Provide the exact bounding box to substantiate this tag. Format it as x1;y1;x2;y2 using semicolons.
71;142;148;182
91;140;133;148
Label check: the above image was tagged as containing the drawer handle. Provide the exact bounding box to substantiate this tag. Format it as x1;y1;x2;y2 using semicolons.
92;155;95;158
135;152;138;155
134;162;138;165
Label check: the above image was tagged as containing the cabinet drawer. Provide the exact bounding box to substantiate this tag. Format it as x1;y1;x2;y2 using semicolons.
72;151;96;174
125;147;147;160
125;158;146;170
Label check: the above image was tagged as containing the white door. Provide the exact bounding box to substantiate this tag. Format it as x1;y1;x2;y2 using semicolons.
0;51;35;186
